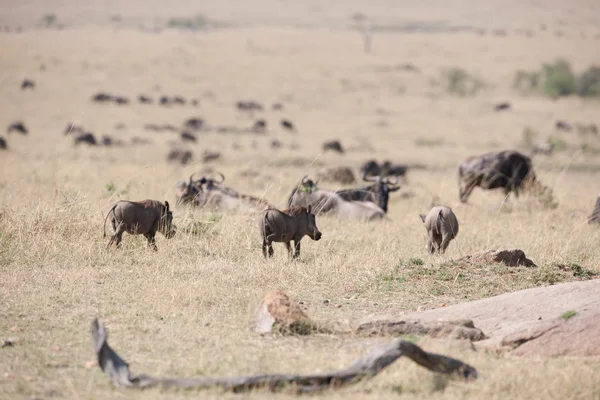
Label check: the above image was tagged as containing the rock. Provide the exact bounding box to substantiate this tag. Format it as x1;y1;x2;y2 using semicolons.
356;317;486;341
452;249;536;267
503;311;600;357
251;290;318;335
316;166;356;185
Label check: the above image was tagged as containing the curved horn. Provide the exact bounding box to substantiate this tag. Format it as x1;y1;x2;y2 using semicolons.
301;175;309;184
363;172;379;182
209;172;225;183
387;175;399;185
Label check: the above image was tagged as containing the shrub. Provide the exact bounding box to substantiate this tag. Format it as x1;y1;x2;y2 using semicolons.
540;59;577;97
577;66;600;97
439;68;485;96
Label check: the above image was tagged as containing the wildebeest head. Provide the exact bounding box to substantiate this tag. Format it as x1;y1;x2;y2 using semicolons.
362;174;400;213
159;201;176;238
287;176;319;208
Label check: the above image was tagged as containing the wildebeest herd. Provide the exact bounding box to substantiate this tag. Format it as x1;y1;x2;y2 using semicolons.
99;148;596;257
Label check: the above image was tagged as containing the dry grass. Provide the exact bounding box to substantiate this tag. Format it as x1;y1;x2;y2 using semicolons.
2;0;600;399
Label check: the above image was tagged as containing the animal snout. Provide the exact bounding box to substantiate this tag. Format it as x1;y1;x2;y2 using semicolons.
314;231;322;241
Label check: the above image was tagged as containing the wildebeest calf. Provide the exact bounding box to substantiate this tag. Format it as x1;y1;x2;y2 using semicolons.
260;205;322;259
419;206;459;254
103;200;176;250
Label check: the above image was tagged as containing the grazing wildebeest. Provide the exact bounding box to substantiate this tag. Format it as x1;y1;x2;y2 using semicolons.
114;96;129;105
252;119;267;133
180;131;197;142
287;176;386;221
360;160;408;179
419;206;459;254
458;150;535;203
281;119;295;132
103;200;176;250
335;174;400;213
555;120;572;132
21;79;35;90
92;93;113;103
184;118;203;131
74;132;97;146
168;147;193;165
494;102;511;111
260;205;322;259
322;140;344;154
176;172;272;213
236;100;263;112
138;95;153;104
0;136;7;150
7;121;28;135
360;160;380;178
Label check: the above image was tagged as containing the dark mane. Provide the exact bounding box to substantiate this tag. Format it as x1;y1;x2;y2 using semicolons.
282;205;307;216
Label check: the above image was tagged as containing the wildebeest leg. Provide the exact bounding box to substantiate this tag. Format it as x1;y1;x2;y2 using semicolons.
292;240;301;259
285;242;293;257
144;232;158;251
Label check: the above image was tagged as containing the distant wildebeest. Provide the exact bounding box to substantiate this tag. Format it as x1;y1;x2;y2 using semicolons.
458;150;535;203
103;200;176;250
287;176;386;221
271;139;282;149
322;140;344;154
202;150;220;163
180;131;197;142
252;119;266;133
419;206;459;254
173;96;186;105
92;92;113;103
21;79;35;90
316;166;356;185
335;174;400;213
7;121;28;135
281;119;295;132
360;160;408;179
159;96;170;106
114;96;129;105
272;102;284;110
555;120;572;132
260;205;322;259
74;132;97;146
494;102;511;111
184;118;203;131
236;100;263;112
176;172;272;213
168;147;193;165
0;136;7;150
102;135;124;147
588;194;600;224
138;95;153;104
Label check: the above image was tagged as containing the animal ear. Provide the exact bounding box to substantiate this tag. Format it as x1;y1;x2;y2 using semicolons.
307;204;312;214
419;214;426;223
165;201;170;210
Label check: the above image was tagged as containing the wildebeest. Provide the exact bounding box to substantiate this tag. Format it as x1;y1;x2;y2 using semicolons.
555;120;572;132
180;131;197;142
252;119;267;133
103;200;176;250
287;176;386;221
419;206;459;254
360;160;408;179
92;92;113;103
184;118;203;131
176;172;272;213
168;147;193;165
7;121;28;135
494;102;511;111
260;205;322;259
138;95;153;104
21;79;35;90
0;136;7;150
74;132;97;146
322;140;344;154
458;150;535;203
316;166;356;184
281;119;295;131
334;174;400;213
236;100;263;112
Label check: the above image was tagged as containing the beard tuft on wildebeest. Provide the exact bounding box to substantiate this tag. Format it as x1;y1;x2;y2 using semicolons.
457;150;535;203
260;205;322;259
103;200;176;251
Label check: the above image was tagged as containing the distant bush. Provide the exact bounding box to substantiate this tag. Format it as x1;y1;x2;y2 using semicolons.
514;59;600;99
167;14;212;31
438;68;485;96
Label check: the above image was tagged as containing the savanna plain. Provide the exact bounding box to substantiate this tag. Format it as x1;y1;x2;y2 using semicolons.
1;0;600;399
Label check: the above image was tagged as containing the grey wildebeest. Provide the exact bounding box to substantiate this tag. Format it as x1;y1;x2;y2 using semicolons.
176;172;272;213
287;176;386;221
419;206;459;254
103;200;176;250
458;150;535;203
260;205;322;259
335;174;400;213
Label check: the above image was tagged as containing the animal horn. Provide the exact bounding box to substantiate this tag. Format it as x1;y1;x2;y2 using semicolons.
363;172;378;182
387;175;399;185
215;172;225;183
301;175;309;184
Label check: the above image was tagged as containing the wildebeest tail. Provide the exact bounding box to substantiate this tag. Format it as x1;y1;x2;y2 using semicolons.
102;203;119;237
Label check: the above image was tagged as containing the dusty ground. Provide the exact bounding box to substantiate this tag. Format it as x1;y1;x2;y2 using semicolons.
1;0;600;399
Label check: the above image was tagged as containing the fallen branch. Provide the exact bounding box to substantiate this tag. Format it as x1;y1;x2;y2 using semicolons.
91;318;477;393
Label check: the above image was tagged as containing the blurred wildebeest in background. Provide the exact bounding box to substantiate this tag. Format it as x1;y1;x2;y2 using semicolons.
457;150;535;203
271;102;284;110
316;166;356;185
335;174;400;213
252;119;267;133
555;120;572;132
288;176;385;221
494;102;511;111
176;172;272;213
92;92;113;103
74;132;97;146
0;136;7;150
138;95;153;104
260;205;322;259
180;131;197;142
21;79;35;90
281;119;295;132
103;200;176;250
587;194;600;224
7;121;28;135
168;147;193;165
102;135;124;147
237;100;263;112
360;160;408;179
322;140;344;154
202;150;221;163
184;117;203;131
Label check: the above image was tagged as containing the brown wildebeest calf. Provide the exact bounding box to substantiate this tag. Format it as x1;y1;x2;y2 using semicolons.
260;205;322;259
103;200;176;250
